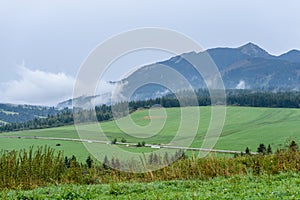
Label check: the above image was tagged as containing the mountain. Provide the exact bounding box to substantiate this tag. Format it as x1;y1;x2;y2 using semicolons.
8;42;300;124
113;43;300;100
238;42;273;58
55;43;300;106
278;50;300;63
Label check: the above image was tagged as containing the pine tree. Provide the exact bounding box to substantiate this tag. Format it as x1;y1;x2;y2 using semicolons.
267;144;272;154
64;156;70;168
257;144;266;155
70;155;78;167
103;155;110;170
86;155;93;168
245;147;250;155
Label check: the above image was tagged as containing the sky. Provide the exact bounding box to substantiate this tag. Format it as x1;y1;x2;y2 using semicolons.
0;0;300;106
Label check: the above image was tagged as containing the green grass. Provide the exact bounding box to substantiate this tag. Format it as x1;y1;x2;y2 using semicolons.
1;106;300;161
1;125;78;138
0;138;88;160
1;172;300;199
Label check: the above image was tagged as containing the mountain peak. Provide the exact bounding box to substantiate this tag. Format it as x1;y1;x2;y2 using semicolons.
285;49;300;54
239;42;261;49
238;42;270;58
278;49;300;63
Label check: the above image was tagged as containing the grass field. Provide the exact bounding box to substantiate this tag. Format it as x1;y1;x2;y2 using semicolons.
1;172;300;199
1;106;300;161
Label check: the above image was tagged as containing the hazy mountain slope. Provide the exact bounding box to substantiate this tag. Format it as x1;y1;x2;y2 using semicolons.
278;50;300;63
117;42;300;99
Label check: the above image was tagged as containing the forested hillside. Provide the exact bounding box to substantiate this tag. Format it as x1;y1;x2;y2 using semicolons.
0;104;59;124
1;90;300;132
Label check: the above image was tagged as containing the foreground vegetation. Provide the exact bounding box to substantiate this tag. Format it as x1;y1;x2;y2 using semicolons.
0;141;299;190
1;172;300;199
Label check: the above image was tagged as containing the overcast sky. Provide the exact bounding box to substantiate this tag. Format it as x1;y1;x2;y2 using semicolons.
0;0;300;106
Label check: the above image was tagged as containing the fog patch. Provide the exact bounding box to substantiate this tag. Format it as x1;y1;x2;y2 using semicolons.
236;80;246;89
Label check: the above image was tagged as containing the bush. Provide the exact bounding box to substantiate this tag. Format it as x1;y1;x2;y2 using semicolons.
121;138;127;143
111;138;117;144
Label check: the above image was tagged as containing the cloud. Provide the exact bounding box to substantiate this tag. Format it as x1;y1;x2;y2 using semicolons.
236;80;246;89
0;66;75;106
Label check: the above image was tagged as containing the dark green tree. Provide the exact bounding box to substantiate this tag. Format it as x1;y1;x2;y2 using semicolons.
137;142;142;147
245;147;251;155
111;138;117;144
86;155;93;168
103;155;110;170
64;156;70;168
257;144;266;155
121;138;127;143
267;144;272;154
69;155;79;167
289;140;299;152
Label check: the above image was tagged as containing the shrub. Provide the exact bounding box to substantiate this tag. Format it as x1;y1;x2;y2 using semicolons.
121;138;127;143
111;138;117;144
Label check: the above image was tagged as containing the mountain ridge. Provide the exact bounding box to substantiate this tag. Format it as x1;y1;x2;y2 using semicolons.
115;42;300;100
60;43;300;105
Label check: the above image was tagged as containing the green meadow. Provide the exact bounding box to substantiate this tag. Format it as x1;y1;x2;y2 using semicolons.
1;172;300;199
1;106;300;161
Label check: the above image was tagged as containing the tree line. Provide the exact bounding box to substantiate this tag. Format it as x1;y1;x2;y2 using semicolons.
1;89;300;132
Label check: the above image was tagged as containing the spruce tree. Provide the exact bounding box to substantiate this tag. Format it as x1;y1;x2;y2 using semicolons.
86;155;93;168
257;144;266;155
267;144;272;154
245;147;250;155
103;155;110;170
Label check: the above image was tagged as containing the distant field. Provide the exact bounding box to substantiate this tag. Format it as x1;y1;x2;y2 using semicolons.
1;106;300;160
0;109;19;115
1;172;300;199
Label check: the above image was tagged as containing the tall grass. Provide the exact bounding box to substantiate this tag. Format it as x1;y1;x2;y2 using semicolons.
0;146;65;189
0;144;300;189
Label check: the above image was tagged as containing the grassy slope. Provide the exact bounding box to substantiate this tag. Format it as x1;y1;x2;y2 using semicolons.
1;106;300;160
1;172;300;199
